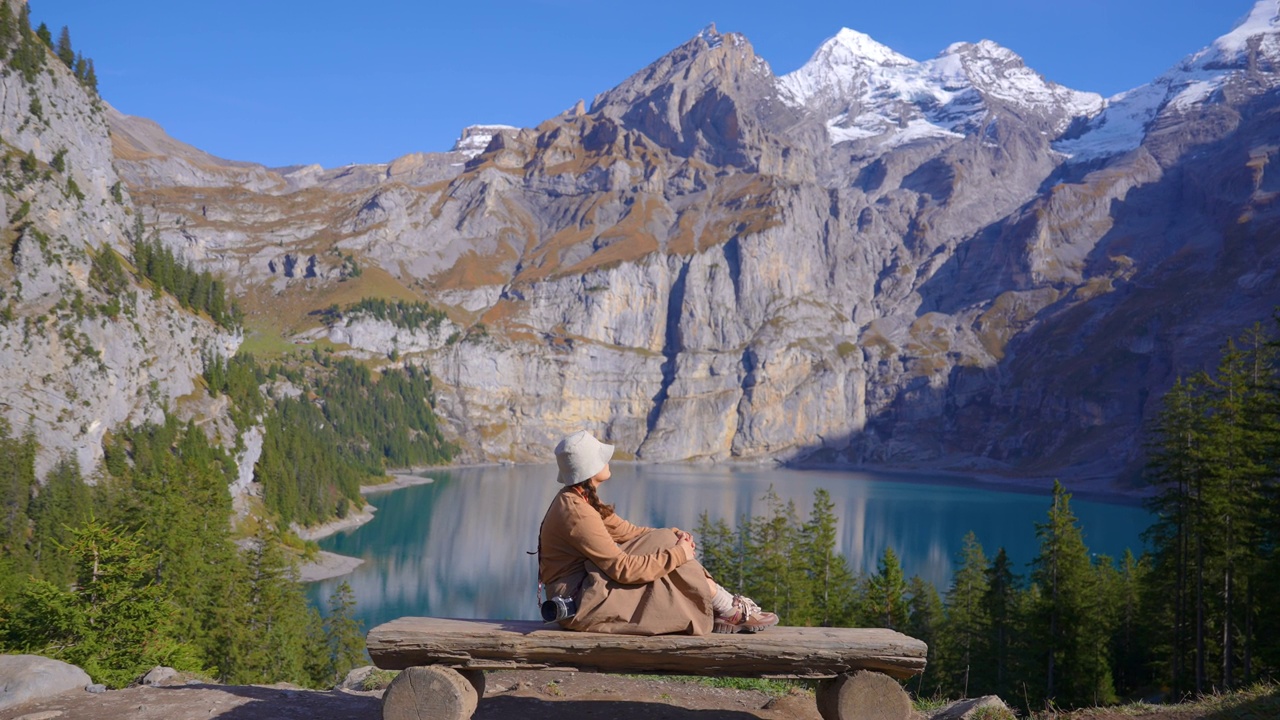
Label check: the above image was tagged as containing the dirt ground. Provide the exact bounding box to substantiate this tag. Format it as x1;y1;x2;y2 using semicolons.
0;670;825;720
3;670;1234;720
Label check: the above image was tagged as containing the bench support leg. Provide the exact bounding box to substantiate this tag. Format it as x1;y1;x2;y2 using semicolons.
816;670;911;720
457;668;485;700
382;665;479;720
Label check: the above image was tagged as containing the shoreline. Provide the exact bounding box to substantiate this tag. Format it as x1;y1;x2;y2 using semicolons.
293;504;376;583
298;550;365;583
789;461;1153;505
296;467;486;582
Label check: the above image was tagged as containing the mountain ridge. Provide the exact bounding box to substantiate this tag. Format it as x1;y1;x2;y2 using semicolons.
12;3;1279;488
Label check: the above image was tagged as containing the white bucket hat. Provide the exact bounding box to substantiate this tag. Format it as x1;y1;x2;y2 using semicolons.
555;430;615;485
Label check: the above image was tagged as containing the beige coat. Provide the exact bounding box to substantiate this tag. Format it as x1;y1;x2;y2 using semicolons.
539;487;714;636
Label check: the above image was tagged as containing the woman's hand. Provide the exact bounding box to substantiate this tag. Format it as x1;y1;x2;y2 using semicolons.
675;533;696;558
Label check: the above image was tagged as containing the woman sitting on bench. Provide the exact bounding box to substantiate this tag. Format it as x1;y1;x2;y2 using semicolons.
538;430;779;636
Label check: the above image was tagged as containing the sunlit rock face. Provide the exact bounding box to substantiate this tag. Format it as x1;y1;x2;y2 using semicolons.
0;39;239;479
112;6;1280;485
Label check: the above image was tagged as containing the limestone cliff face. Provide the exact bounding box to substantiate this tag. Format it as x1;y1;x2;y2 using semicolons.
108;7;1280;484
0;33;238;478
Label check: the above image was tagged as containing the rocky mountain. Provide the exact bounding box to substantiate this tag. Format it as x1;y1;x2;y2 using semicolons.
0;5;240;479
49;0;1280;487
780;29;1103;146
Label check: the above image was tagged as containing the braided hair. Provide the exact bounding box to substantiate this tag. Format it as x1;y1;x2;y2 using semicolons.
572;480;615;519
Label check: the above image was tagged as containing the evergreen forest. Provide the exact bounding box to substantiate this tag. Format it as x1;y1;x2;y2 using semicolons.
204;351;458;526
695;323;1280;712
0;418;365;688
0;2;98;91
131;221;243;330
1;299;455;688
321;298;449;332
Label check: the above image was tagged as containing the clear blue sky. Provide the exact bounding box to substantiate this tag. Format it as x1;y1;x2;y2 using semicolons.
34;0;1259;169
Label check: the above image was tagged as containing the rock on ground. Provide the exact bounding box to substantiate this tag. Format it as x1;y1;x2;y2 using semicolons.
0;655;92;712
141;667;179;687
337;666;375;691
930;695;1014;719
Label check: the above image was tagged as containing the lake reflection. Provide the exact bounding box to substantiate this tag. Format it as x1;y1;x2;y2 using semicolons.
308;465;1150;628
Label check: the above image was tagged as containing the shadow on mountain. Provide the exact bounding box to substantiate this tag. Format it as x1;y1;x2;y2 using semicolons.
841;92;1280;482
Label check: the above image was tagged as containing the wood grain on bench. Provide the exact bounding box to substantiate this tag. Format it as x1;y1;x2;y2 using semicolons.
367;617;927;680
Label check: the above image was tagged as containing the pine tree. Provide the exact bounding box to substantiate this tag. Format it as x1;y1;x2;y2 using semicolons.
979;547;1022;700
224;529;318;685
209;278;227;324
905;575;944;696
799;488;857;627
861;547;908;630
1143;325;1280;693
19;149;37;176
0;420;37;588
35;22;50;48
1255;322;1280;679
695;511;741;591
937;531;990;698
1029;481;1114;708
5;520;204;687
97;418;326;686
11;13;45;83
1199;330;1274;688
27;455;91;587
319;582;366;686
1102;549;1150;696
132;211;147;247
55;26;72;68
1144;375;1210;693
741;487;808;623
0;2;15;57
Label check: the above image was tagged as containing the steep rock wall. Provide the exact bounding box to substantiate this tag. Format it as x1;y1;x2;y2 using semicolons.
0;33;237;478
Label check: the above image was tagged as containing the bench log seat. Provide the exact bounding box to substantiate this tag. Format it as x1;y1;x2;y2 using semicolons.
367;617;928;720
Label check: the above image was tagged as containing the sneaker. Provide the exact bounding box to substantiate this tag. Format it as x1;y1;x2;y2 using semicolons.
713;595;779;634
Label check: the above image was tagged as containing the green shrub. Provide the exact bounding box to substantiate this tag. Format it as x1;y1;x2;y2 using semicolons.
362;668;400;691
3;521;205;688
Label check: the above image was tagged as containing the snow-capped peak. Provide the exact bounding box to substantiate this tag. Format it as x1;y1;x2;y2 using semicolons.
781;31;1101;150
1212;0;1280;60
945;39;1020;65
452;125;518;158
1055;0;1280;164
778;28;914;109
827;28;915;68
938;40;1102;117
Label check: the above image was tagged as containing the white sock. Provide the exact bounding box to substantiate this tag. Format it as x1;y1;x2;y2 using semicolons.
711;584;734;617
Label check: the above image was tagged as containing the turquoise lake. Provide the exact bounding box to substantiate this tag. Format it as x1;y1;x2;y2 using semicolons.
306;465;1151;628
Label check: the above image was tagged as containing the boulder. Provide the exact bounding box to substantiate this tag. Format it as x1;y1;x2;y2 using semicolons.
141;666;179;686
338;665;376;691
930;695;1015;720
0;655;92;711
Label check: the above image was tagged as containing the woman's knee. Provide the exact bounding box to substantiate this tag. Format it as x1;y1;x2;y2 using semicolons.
651;527;677;546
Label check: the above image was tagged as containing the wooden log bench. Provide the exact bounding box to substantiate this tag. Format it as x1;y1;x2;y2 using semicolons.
366;617;928;720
